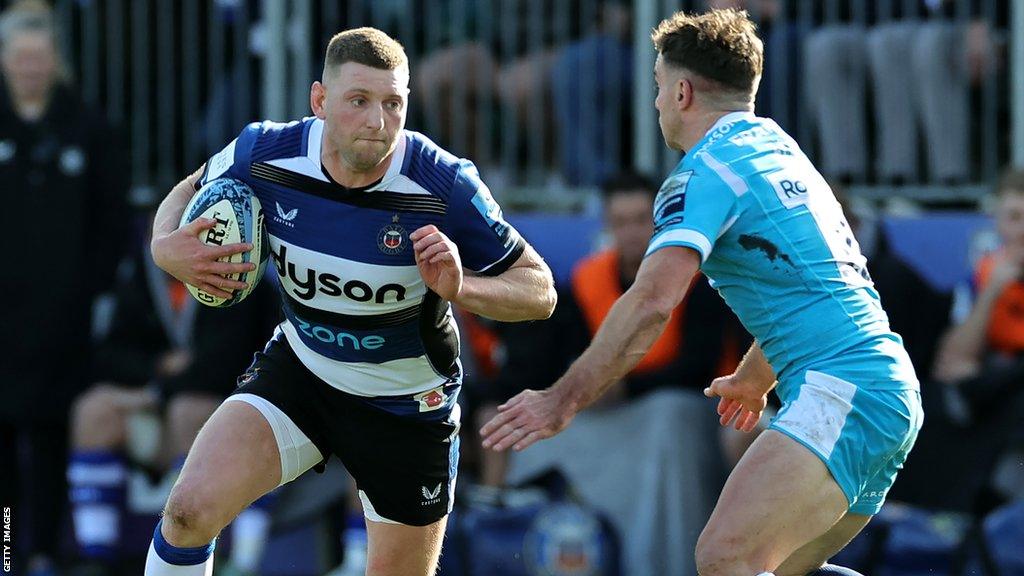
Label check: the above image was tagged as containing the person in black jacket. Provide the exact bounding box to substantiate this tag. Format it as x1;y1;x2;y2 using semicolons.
0;3;128;575
66;223;280;576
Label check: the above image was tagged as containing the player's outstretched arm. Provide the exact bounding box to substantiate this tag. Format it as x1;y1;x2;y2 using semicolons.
480;246;700;451
411;225;557;321
150;165;255;299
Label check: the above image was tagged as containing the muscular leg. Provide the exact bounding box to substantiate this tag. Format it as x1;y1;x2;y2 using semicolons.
161;400;280;546
695;430;851;576
145;400;283;575
364;516;448;576
775;514;872;576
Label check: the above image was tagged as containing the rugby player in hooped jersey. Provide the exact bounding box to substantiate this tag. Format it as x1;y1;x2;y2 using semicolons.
483;9;922;576
147;28;556;576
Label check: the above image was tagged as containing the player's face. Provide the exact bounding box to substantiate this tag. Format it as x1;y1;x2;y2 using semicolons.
1;31;58;102
997;191;1024;250
317;62;409;172
607;191;655;267
654;55;684;150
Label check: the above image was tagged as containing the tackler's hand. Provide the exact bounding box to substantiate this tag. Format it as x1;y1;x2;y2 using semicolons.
480;388;576;452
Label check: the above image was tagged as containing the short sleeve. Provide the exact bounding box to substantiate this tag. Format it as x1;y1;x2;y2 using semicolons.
196;122;262;189
444;161;526;275
646;163;739;263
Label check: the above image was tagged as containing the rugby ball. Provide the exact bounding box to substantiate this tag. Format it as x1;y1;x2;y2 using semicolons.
178;178;269;307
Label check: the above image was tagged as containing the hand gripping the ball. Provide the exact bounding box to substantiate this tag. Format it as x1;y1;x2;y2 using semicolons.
151;217;255;300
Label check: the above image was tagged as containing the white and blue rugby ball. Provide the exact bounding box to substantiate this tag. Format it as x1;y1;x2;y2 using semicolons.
178;178;269;307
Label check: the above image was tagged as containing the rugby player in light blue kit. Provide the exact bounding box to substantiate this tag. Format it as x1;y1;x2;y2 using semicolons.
482;9;923;576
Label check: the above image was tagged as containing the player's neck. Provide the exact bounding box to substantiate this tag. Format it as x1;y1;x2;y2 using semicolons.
321;150;391;189
679;107;752;153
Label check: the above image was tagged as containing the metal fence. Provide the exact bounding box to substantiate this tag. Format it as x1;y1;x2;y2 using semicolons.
636;0;1012;202
8;0;1018;207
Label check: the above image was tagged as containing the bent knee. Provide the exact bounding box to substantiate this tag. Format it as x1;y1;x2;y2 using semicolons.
696;528;765;576
162;486;227;545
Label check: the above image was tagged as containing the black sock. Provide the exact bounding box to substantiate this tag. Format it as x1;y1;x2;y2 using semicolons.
806;564;865;576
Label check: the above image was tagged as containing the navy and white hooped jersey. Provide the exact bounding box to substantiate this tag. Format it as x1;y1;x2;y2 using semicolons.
198;118;525;397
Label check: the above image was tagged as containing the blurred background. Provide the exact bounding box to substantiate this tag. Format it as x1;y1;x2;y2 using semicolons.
1;0;1022;575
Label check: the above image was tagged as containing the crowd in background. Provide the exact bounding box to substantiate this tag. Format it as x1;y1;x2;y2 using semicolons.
1;0;1021;575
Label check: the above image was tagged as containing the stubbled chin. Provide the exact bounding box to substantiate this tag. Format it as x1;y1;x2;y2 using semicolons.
349;149;388;171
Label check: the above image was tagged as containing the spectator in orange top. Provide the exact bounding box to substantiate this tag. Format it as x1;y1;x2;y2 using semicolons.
472;173;752;486
904;168;1024;510
565;172;750;403
935;168;1024;414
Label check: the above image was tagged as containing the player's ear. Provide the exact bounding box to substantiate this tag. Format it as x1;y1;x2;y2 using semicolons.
677;77;691;111
310;81;327;119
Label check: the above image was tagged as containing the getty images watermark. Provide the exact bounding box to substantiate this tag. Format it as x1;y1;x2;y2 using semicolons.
2;506;11;573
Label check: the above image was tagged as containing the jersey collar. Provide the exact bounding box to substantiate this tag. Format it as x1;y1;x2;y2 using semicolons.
306;118;327;180
705;110;756;137
368;131;407;191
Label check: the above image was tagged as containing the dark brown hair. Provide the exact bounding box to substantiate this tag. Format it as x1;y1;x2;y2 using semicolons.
324;27;407;75
601;171;660;202
651;8;763;95
997;168;1024;197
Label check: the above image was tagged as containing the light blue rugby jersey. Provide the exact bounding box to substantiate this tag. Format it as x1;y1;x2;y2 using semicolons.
646;112;918;394
198;118;525;397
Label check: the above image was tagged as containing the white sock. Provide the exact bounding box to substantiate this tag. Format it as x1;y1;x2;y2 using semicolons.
68;450;127;560
144;520;215;576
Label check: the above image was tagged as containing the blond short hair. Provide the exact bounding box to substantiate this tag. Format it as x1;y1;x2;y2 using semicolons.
324;27;408;77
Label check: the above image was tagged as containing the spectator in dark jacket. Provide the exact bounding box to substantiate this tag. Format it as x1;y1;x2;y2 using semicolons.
0;3;128;574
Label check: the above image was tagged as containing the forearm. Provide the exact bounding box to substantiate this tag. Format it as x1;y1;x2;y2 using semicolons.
554;286;673;411
937;288;1000;377
455;263;556;322
734;341;776;393
152;168;202;241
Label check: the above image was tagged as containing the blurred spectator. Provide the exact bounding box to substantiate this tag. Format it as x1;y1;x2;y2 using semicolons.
416;0;627;185
472;172;751;486
885;169;1024;513
935;169;1024;405
706;0;806;135
804;0;1005;184
550;1;633;186
0;2;128;575
804;21;868;183
560;172;748;400
66;217;279;576
415;41;498;166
